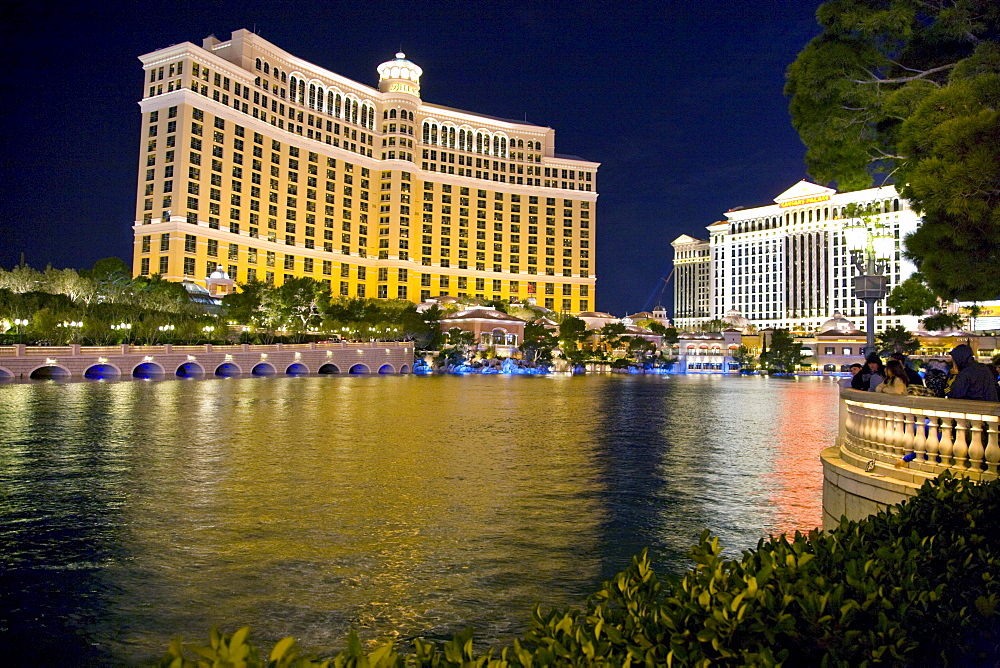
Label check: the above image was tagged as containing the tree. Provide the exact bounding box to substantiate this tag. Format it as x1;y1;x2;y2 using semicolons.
599;322;627;353
786;0;1000;300
222;280;267;328
732;344;757;369
519;322;558;364
761;329;801;373
273;277;328;338
0;264;42;293
440;327;475;366
886;273;938;316
624;336;656;363
699;319;727;333
876;324;920;355
921;312;965;331
558;316;593;364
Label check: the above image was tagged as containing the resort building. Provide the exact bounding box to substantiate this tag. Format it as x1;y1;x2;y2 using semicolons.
133;30;598;313
670;234;712;331
671;181;922;334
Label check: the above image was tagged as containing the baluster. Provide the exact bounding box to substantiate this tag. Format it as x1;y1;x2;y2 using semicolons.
983;417;1000;477
938;415;954;468
968;417;985;475
873;409;886;456
858;405;871;450
924;414;940;466
911;409;926;461
885;409;898;457
887;409;902;455
953;417;971;472
845;402;858;449
895;409;909;457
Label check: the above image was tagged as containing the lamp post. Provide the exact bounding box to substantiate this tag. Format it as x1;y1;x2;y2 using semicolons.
111;322;132;345
13;318;30;344
843;211;894;358
158;323;175;343
61;320;84;344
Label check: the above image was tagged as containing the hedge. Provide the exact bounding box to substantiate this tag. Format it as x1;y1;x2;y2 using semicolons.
158;473;1000;667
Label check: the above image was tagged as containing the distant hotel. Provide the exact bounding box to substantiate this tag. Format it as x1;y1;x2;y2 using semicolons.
671;181;921;332
133;30;597;313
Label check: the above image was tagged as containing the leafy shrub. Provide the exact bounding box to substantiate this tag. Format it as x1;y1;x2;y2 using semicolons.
159;474;1000;667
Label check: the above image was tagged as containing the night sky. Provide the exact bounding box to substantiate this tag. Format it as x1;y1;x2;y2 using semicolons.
1;0;824;317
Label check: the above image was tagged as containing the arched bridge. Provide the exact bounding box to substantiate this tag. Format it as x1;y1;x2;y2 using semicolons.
0;342;413;381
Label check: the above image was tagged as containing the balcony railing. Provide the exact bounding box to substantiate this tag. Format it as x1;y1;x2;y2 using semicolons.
840;388;1000;482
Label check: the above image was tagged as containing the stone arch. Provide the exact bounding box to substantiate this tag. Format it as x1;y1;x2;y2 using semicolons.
377;364;395;375
85;363;122;380
348;363;370;375
29;364;71;380
318;363;341;374
132;362;164;379
176;361;205;378
0;366;14;379
215;362;242;377
251;362;276;376
286;362;309;376
398;364;410;374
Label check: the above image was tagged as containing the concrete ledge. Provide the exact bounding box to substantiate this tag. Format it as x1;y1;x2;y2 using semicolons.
821;445;924;531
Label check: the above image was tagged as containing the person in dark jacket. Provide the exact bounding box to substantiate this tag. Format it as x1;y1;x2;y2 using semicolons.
852;354;885;391
947;344;1000;402
889;352;924;386
923;359;949;398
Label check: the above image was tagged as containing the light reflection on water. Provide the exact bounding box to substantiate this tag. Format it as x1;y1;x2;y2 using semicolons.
0;374;839;664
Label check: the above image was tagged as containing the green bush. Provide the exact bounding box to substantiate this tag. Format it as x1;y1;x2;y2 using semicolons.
159;474;1000;667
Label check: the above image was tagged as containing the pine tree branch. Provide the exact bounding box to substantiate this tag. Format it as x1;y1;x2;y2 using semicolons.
852;62;955;85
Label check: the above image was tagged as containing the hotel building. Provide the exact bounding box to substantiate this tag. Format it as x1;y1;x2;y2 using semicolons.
133;30;598;312
672;181;921;333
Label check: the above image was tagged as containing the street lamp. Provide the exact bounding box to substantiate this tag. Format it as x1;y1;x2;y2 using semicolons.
13;318;30;344
111;322;132;343
61;320;84;344
158;324;175;343
843;212;895;357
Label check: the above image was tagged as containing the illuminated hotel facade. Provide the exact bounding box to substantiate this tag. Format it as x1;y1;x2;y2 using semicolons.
133;30;598;312
672;181;922;333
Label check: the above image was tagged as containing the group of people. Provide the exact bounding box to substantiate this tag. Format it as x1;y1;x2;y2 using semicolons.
846;344;1000;402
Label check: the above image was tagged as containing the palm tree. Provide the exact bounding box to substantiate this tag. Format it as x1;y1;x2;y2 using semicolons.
876;325;919;355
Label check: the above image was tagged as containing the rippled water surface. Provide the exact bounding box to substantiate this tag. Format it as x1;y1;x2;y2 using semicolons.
0;374;840;664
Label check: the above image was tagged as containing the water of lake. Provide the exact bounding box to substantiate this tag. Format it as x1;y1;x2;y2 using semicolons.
0;373;840;664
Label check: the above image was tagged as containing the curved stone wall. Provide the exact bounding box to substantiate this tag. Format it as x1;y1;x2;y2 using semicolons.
822;388;999;530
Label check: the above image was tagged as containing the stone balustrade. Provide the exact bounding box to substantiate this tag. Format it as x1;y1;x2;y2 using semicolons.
822;388;1000;529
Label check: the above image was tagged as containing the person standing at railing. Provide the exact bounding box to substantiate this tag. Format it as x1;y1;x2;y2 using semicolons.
947;344;1000;402
889;351;924;386
923;359;950;398
852;354;885;391
877;360;910;395
841;363;862;389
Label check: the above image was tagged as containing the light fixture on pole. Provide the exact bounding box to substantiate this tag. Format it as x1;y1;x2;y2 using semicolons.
843;211;894;357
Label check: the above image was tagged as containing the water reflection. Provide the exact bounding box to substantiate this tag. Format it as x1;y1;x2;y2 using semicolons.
0;374;839;663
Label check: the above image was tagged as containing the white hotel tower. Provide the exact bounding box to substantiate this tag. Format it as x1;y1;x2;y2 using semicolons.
672;180;922;333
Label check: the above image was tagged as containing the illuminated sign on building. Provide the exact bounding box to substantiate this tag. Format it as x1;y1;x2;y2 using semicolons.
778;195;831;208
388;82;419;96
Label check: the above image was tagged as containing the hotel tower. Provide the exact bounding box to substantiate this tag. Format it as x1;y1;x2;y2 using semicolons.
133;30;598;312
672;181;922;333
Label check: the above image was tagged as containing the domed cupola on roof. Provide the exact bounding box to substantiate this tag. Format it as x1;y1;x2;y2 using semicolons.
377;52;422;97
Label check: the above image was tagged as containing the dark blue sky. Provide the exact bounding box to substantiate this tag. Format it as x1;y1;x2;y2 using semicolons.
0;0;823;316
